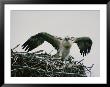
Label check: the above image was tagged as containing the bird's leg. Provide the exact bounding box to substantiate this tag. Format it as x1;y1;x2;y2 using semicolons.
61;49;70;64
52;50;62;59
57;50;62;59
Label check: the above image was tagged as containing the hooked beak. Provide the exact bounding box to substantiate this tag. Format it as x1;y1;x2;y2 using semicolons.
65;38;68;41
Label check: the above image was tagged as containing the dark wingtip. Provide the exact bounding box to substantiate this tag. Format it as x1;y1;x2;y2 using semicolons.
83;52;84;57
21;44;29;52
22;45;25;49
22;42;27;49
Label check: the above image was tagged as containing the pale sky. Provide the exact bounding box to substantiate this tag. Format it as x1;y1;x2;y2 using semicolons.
10;10;100;77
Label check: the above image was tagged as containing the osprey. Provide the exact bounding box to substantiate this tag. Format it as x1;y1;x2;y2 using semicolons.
22;32;92;60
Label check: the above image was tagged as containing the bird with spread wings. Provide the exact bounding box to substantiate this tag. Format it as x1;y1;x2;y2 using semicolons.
22;32;92;60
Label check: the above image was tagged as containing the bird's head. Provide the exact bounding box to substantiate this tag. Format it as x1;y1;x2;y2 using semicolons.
64;36;71;41
64;36;76;42
62;36;72;49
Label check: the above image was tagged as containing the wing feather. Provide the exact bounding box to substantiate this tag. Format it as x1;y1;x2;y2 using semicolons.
22;32;60;52
74;37;92;57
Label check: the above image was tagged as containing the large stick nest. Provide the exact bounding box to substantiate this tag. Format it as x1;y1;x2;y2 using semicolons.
11;45;94;77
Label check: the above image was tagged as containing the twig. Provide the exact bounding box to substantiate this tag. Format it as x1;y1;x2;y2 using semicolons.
12;44;20;50
87;64;94;71
49;50;53;55
13;52;28;54
77;59;84;64
33;50;44;53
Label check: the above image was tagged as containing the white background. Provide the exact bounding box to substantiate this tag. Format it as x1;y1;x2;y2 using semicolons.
5;4;107;84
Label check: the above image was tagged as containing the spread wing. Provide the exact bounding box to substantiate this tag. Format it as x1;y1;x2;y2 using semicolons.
22;32;60;52
74;37;92;57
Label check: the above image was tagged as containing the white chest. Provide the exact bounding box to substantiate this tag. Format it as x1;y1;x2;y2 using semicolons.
59;40;72;59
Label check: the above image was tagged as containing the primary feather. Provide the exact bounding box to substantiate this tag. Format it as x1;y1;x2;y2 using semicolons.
74;37;92;57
